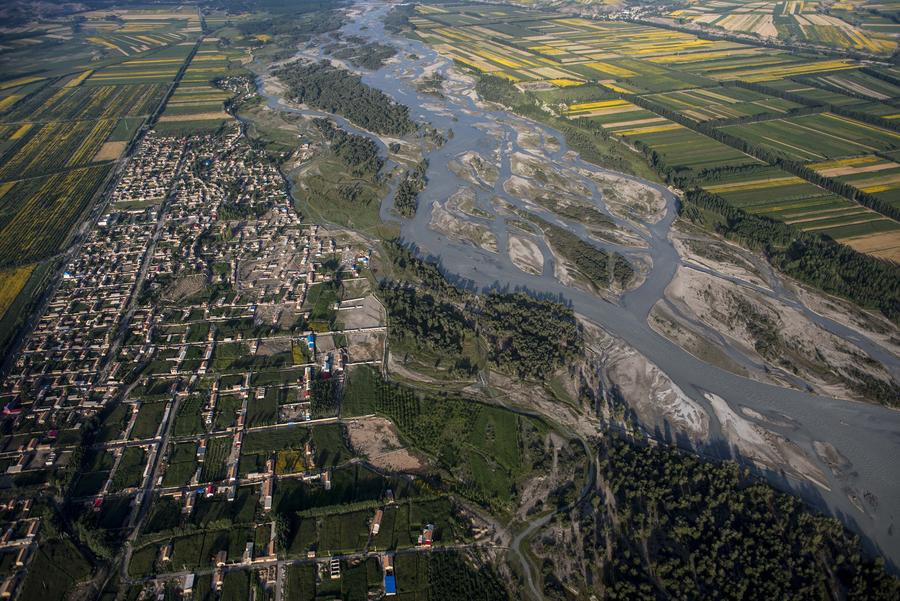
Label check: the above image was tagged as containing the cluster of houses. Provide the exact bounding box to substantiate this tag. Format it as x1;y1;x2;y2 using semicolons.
0;134;185;422
0;107;387;598
0;494;39;597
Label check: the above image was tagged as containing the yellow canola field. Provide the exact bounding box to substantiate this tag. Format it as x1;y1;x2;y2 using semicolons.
809;156;880;170
0;182;15;199
65;70;93;88
87;36;127;55
0;95;20;111
549;79;584;87
124;58;184;64
0;264;35;319
860;184;896;193
568;99;630;112
726;59;857;82
616;123;683;136
703;176;805;193
0;76;45;91
585;61;636;77
10;124;32;140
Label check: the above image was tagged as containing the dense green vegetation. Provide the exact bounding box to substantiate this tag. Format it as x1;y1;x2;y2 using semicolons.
18;535;93;601
531;215;635;291
274;61;415;135
379;240;583;380
313;118;383;178
395;551;511;600
393;159;428;218
570;435;900;600
380;283;468;356
478;292;582;379
324;35;397;70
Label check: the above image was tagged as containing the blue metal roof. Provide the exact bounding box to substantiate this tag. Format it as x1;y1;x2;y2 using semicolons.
384;575;396;594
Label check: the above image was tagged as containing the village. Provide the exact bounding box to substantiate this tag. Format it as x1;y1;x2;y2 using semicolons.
0;121;445;600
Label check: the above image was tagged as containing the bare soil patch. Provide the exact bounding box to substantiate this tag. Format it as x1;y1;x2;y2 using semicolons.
346;416;425;472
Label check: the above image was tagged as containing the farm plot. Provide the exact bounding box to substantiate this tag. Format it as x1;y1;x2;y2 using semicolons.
156;42;245;132
3;83;167;122
0;264;35;320
84;43;194;86
762;79;871;107
412;12;718;88
663;0;895;55
0;165;111;266
201;436;231;482
174;394;206;436
801;70;900;102
276;465;414;519
616;123;761;172
702;165;858;216
719;113;900;162
246;389;277;427
565;99;657;124
700;165;900;257
810;155;900;210
163;442;199;487
213;394;242;431
111;446;148;491
646;86;802;123
240;424;353;477
130;401;168;439
703;57;859;83
80;6;200;57
71;449;115;497
0;119;118;179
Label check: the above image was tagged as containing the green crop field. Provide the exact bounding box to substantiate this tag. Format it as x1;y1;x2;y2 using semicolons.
130;401;168;439
646;86;802;123
201;436;231;482
699;164;900;243
719;113;900;161
213;394;242;431
163;442;199;487
112;446;147;491
173;394;206;436
1;82;166;122
0;118;117;179
618;124;762;172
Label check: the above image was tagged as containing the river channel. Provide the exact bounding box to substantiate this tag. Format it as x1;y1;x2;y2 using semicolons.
258;0;900;570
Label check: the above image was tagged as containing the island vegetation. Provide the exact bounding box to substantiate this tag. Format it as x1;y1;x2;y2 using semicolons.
274;60;416;136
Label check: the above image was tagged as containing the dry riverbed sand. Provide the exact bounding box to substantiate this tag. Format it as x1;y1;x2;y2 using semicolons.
507;235;544;275
429;199;498;252
660;265;896;403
